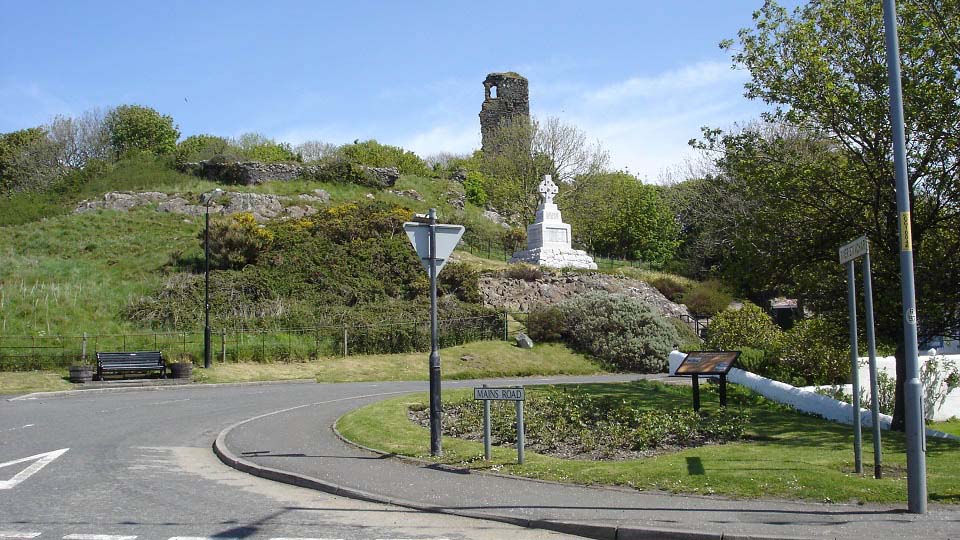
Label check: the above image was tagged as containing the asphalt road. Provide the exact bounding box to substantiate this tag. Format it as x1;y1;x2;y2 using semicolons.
0;377;632;540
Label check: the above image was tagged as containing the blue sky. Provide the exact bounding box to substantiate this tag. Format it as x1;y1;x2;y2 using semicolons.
0;1;802;181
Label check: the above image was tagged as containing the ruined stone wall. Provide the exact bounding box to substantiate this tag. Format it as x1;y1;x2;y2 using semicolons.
479;72;530;153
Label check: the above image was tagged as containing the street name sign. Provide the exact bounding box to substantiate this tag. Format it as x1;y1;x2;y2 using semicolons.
403;222;465;274
474;387;525;401
839;236;870;264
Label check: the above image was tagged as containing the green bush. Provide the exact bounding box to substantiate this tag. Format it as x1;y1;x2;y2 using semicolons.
705;302;783;352
525;304;567;342
105;105;179;156
681;279;733;317
175;134;230;165
463;171;489;206
504;264;542;281
338;139;430;176
777;317;849;385
648;276;687;303
205;212;274;270
528;293;680;373
301;156;383;188
439;262;481;303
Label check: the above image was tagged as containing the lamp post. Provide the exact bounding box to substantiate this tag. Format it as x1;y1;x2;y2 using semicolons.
201;188;224;369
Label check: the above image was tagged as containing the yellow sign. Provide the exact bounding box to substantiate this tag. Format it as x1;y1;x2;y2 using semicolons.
900;212;912;252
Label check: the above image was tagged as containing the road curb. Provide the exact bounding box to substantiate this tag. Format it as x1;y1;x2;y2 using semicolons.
213;397;818;540
7;378;317;401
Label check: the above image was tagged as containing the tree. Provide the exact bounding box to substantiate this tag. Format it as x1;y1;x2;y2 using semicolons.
105;105;179;156
46;108;111;169
705;0;960;430
294;140;338;162
0;127;64;194
481;116;608;225
563;171;679;265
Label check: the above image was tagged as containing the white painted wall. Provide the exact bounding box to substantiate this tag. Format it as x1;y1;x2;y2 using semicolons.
667;350;957;438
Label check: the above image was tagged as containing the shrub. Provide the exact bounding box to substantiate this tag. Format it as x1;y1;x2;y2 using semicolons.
525;304;567;342
205;212;274;270
501;227;526;253
534;293;680;373
439;262;481;303
705;302;783;352
463;171;489;206
681;279;732;317
777;317;849;385
175;134;230;165
231;132;300;163
505;264;542;281
648;276;687;303
338;139;430;176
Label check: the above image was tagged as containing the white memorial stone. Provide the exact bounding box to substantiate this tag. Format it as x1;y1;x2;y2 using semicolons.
509;175;597;270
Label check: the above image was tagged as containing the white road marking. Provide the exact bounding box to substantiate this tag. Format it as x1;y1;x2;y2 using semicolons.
0;532;42;539
4;424;35;432
63;534;136;540
0;448;69;490
268;538;344;540
169;537;240;540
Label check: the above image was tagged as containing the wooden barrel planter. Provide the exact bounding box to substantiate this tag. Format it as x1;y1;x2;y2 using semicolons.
68;365;93;384
169;362;193;380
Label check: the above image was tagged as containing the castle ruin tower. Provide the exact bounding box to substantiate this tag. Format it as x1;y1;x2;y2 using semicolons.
479;72;530;153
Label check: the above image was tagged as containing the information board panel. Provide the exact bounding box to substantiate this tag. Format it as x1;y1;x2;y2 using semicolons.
675;351;740;375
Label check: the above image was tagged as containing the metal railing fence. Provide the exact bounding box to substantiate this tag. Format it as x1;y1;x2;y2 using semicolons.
0;313;507;372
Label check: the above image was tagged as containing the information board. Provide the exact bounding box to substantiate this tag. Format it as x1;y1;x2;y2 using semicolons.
675;351;740;375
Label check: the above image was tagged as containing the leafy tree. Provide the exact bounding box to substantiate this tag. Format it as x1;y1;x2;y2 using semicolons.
176;134;231;164
562;171;679;265
703;0;960;429
0;127;64;193
481;116;608;225
105;105;179;156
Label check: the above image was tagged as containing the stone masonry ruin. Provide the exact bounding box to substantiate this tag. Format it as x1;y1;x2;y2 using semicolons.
479;72;530;153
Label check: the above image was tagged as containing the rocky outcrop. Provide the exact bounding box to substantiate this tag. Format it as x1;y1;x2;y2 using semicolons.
479;271;692;323
179;160;400;188
74;189;330;221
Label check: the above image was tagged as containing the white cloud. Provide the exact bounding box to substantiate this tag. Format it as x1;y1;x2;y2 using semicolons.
585;61;745;105
533;60;761;182
402;124;480;159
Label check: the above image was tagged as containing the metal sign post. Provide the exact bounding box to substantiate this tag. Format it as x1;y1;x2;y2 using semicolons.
839;236;881;479
405;210;465;457
474;386;526;464
881;0;927;513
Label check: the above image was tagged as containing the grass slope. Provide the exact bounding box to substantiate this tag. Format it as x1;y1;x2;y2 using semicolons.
337;380;960;504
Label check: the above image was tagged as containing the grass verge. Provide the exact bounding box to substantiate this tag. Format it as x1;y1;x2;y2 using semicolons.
2;341;605;394
336;380;960;504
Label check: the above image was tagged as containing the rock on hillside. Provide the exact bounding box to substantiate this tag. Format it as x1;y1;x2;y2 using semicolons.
479;271;693;322
74;189;330;221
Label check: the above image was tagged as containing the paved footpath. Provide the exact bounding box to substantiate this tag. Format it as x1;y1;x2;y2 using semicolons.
214;375;960;540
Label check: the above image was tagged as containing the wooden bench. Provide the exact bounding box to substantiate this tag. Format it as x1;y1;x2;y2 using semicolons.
96;351;166;380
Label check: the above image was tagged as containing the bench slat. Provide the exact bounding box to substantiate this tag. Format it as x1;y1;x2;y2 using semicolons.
96;351;165;380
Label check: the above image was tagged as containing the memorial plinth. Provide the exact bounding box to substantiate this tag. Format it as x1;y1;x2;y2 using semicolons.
509;176;597;270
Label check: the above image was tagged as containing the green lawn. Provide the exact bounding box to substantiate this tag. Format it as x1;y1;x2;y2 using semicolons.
336;380;960;504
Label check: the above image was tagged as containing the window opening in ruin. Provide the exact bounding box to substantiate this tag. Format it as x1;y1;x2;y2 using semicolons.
490;85;498;98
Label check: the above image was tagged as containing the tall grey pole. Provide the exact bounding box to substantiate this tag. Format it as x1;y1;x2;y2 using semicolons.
882;0;926;513
428;208;442;456
863;252;883;479
204;202;212;369
846;261;863;474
